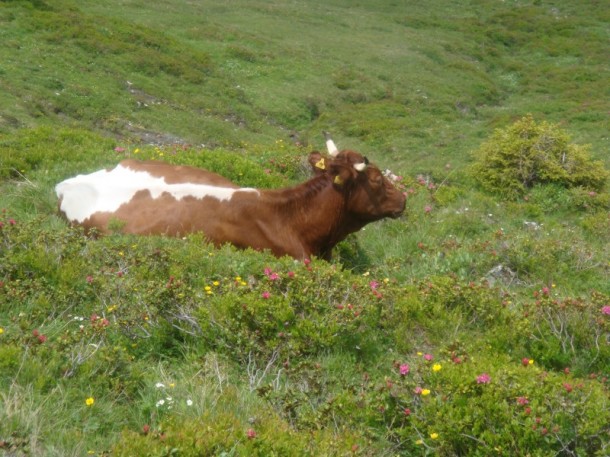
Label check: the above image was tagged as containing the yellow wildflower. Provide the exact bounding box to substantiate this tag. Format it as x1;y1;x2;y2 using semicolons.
430;433;439;440
421;389;431;396
85;397;95;406
432;364;442;372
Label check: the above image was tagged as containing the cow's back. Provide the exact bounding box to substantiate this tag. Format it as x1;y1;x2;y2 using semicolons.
55;160;251;234
120;159;238;187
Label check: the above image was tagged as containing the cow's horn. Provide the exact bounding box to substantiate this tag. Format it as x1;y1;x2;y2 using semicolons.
353;162;367;172
323;131;339;157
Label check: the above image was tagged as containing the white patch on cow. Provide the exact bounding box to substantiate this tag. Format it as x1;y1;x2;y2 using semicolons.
55;164;258;223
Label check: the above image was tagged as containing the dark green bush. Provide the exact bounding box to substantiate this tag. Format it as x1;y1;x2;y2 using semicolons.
471;115;609;199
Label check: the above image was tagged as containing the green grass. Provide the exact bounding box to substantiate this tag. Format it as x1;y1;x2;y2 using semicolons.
1;0;608;170
0;0;609;455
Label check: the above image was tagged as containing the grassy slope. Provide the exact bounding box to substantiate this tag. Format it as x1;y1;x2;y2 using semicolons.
0;0;609;455
1;0;608;169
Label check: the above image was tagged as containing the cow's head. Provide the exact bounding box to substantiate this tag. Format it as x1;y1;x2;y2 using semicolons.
309;135;406;221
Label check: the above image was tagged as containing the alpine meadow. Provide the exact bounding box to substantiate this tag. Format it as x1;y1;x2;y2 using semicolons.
1;0;609;455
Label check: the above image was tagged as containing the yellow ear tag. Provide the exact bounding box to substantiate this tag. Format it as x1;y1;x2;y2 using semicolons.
334;175;344;185
315;158;326;170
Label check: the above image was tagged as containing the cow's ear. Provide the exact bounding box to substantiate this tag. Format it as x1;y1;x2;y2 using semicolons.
329;163;357;188
308;151;329;176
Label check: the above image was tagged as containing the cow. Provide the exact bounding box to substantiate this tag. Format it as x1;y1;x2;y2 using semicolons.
55;136;406;260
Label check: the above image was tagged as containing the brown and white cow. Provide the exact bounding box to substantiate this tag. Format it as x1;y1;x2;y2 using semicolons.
55;138;406;259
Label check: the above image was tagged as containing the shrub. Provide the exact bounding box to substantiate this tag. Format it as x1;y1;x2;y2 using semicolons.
196;260;385;361
524;290;610;373
112;407;363;457
376;351;610;456
471;115;609;199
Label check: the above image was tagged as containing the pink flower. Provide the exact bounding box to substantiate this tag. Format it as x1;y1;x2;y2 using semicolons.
287;271;295;278
369;280;379;290
414;386;423;394
8;218;16;225
246;428;256;439
261;291;271;299
264;267;272;276
404;408;411;416
114;146;125;153
563;383;573;393
86;275;94;284
476;373;491;384
521;358;530;367
423;353;433;361
601;306;610;316
399;364;410;376
424;205;432;214
517;397;529;406
269;273;280;281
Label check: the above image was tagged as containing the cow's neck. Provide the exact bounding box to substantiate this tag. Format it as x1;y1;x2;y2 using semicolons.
262;175;358;258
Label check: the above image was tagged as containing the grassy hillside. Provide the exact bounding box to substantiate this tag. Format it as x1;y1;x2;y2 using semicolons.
1;0;608;169
1;0;609;455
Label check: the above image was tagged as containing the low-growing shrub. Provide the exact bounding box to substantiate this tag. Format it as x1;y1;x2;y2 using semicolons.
112;406;364;457
471;115;609;199
196;261;386;361
375;351;610;456
524;289;610;373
